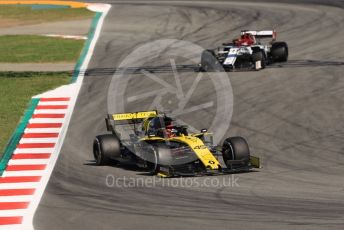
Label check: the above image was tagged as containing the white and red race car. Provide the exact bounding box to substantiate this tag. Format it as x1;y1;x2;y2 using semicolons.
200;30;288;71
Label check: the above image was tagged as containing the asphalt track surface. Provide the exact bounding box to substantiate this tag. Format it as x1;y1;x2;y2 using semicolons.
34;1;344;229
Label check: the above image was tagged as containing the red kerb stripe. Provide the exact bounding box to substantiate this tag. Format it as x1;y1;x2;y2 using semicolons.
36;105;67;110
0;202;29;210
6;164;47;171
17;143;55;149
27;123;62;128
40;97;70;102
0;189;35;196
23;133;59;138
32;114;65;118
0;176;41;183
0;216;23;225
12;154;51;159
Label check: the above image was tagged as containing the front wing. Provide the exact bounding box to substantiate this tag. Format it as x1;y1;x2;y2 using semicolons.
157;155;261;177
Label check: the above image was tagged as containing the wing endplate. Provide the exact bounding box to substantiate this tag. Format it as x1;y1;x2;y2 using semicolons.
250;155;261;168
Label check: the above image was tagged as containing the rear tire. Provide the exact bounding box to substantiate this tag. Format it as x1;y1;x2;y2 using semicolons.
271;41;288;62
222;136;250;168
93;134;121;166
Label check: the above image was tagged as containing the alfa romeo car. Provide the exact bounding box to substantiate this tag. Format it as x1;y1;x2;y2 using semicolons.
200;30;288;71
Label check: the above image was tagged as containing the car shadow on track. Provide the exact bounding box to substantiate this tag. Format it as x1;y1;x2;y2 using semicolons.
84;160;154;176
268;59;344;69
82;59;344;76
83;64;197;76
84;160;260;178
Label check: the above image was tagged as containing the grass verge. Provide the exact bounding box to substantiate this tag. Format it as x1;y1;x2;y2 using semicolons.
0;5;94;28
0;72;71;157
0;35;85;63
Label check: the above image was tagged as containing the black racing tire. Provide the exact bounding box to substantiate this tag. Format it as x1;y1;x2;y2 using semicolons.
271;41;288;62
222;136;250;168
147;143;176;175
200;49;217;72
93;134;121;166
251;50;266;69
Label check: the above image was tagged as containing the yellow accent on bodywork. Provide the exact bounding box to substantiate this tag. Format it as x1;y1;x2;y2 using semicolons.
140;135;220;169
250;155;261;168
140;136;164;141
170;136;220;170
157;172;168;178
112;111;157;121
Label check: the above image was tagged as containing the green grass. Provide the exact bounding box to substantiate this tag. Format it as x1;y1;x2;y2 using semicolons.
0;5;94;26
0;35;85;63
0;5;91;158
0;72;71;157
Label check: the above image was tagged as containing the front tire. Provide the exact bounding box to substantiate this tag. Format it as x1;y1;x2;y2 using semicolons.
144;144;160;174
93;134;121;166
222;136;250;169
252;50;266;70
200;49;217;72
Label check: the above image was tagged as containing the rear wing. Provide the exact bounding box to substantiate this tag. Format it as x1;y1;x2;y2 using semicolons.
112;111;158;121
241;30;276;40
105;110;158;132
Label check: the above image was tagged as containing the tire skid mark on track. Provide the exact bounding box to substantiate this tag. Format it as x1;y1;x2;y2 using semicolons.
33;1;344;230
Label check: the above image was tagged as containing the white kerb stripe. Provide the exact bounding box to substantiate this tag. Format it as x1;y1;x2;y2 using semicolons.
38;101;70;106
19;138;58;144
3;171;47;177
0;210;29;217
13;149;54;154
33;109;67;114
0;225;26;230
0;182;39;189
24;128;61;134
8;159;49;165
28;118;65;124
0;196;34;202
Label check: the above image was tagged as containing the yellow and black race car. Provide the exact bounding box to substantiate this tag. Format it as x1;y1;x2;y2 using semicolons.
93;110;261;177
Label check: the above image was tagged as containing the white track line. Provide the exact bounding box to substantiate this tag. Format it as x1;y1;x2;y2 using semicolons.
43;34;87;40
